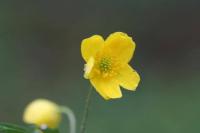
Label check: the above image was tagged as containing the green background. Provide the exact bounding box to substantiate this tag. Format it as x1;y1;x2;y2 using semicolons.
0;0;200;133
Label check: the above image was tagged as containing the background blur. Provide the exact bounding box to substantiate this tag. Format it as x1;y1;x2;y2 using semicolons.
0;0;200;133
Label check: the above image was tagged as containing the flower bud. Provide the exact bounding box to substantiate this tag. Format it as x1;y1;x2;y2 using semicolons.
23;99;61;128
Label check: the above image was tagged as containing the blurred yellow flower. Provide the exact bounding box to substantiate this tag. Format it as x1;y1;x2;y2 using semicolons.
23;99;61;128
81;32;140;100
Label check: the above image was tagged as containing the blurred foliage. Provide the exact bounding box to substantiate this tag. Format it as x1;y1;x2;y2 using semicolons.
0;123;59;133
0;123;28;133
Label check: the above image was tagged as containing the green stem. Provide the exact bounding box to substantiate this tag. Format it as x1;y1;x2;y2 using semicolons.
80;86;93;133
60;106;76;133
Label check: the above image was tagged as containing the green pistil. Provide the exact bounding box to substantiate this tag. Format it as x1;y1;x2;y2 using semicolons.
99;57;112;72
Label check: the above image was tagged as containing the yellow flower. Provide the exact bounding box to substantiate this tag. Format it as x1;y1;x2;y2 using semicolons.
23;99;61;128
81;32;140;100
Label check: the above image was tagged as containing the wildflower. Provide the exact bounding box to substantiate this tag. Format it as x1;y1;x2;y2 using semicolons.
81;32;140;100
23;99;61;128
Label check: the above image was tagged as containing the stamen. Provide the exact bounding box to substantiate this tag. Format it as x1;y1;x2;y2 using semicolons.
99;57;112;73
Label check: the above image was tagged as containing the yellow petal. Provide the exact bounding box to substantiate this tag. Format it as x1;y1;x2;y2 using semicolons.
118;64;140;91
84;57;95;79
81;35;104;62
90;77;122;100
105;32;135;63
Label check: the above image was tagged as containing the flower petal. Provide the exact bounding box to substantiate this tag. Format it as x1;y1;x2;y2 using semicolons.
84;57;95;79
81;35;104;62
118;64;140;91
105;32;135;63
90;77;122;100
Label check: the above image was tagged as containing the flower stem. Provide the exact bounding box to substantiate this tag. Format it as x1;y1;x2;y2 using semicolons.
80;86;93;133
60;106;76;133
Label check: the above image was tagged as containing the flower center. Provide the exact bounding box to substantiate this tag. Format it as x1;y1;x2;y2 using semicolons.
99;57;112;73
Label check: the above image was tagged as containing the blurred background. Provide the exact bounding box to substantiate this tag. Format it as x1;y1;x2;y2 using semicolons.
0;0;200;133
